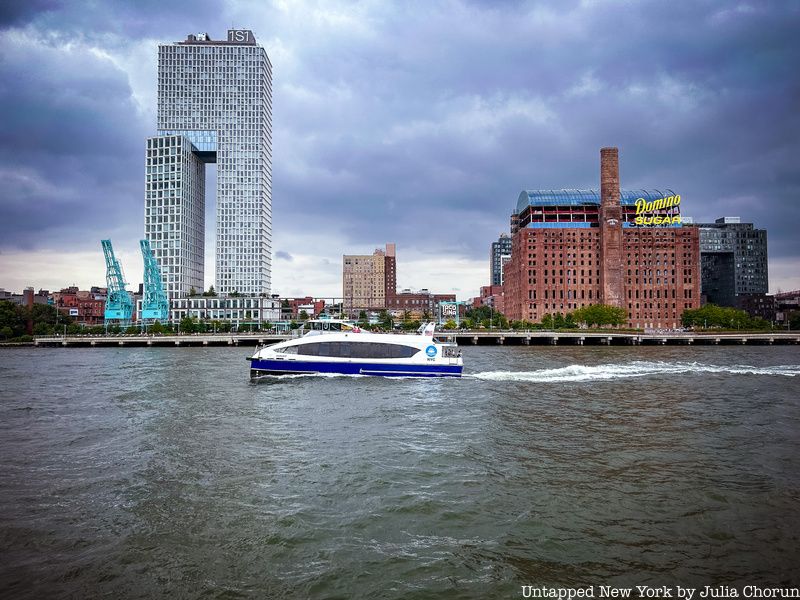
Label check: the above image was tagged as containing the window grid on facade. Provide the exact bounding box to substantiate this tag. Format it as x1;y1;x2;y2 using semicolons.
145;31;272;298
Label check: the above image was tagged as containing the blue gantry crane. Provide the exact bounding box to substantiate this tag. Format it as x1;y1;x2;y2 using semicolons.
139;239;169;322
101;239;133;325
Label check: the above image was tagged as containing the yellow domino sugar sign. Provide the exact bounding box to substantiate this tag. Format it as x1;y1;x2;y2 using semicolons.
634;195;682;225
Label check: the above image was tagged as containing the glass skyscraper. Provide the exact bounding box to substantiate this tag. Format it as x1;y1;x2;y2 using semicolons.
490;233;512;286
144;30;272;298
697;217;768;306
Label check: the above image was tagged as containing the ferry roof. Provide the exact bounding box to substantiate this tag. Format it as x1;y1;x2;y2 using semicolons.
515;189;677;215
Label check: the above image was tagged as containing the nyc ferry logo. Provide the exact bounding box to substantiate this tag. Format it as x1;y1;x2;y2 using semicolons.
634;195;682;226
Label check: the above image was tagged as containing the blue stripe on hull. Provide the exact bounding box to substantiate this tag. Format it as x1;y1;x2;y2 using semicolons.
250;358;462;378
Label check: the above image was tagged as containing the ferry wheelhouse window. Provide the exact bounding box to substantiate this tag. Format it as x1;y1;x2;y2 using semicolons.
307;321;343;331
296;342;420;359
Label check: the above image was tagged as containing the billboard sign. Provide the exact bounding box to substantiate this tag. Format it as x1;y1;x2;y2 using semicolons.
438;301;464;325
633;194;681;226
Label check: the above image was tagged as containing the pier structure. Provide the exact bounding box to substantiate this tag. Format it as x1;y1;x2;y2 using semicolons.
31;331;800;348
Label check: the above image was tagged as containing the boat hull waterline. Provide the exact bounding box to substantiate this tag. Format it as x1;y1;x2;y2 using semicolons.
250;358;462;378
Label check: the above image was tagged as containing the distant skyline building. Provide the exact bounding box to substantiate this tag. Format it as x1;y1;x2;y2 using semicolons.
144;29;272;298
696;217;768;307
504;148;701;329
342;243;396;312
386;289;456;318
490;233;512;286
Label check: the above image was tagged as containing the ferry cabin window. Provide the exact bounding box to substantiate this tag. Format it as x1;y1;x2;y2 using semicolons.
296;342;420;359
308;321;342;331
276;346;298;354
442;346;460;358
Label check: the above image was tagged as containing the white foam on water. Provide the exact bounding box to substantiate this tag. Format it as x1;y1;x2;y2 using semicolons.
469;361;800;383
253;372;368;381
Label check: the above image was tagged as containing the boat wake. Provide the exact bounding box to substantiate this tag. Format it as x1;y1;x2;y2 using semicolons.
252;372;369;382
469;361;800;383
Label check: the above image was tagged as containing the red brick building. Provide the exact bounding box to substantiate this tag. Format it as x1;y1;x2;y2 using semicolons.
472;285;505;315
284;297;326;318
52;286;106;325
504;148;700;329
386;290;456;318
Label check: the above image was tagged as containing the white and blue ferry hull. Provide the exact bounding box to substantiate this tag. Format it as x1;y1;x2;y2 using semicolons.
248;326;463;379
249;358;462;378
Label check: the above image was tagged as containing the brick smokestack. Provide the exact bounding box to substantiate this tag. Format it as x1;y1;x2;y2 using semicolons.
384;243;396;302
599;147;624;308
23;287;34;335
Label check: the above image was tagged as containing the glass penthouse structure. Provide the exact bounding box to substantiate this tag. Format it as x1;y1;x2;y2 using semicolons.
145;30;272;298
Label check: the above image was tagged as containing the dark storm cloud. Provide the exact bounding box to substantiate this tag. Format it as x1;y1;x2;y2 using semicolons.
0;0;798;290
264;0;800;264
0;27;146;249
0;0;62;29
27;0;222;40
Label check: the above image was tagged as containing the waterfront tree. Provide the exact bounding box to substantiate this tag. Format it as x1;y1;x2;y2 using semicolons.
572;304;627;328
33;322;51;336
179;316;198;333
0;301;75;338
378;309;392;330
0;300;26;338
29;304;65;328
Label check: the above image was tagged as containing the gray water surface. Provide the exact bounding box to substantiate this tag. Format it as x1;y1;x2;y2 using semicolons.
1;345;799;598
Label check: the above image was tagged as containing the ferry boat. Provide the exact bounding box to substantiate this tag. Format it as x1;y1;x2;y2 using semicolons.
248;320;463;378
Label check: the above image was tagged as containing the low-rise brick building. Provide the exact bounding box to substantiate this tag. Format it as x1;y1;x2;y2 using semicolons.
52;287;106;325
386;289;456;319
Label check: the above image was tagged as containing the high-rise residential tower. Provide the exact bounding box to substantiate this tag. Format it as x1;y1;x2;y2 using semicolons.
490;233;512;286
342;243;396;313
144;30;272;298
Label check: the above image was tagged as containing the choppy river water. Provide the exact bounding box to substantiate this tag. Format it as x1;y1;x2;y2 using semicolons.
1;345;799;599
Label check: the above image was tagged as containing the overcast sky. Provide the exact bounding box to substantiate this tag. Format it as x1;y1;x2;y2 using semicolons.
0;0;798;299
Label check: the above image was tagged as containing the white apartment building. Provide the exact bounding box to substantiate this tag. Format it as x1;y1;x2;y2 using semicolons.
145;29;273;298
